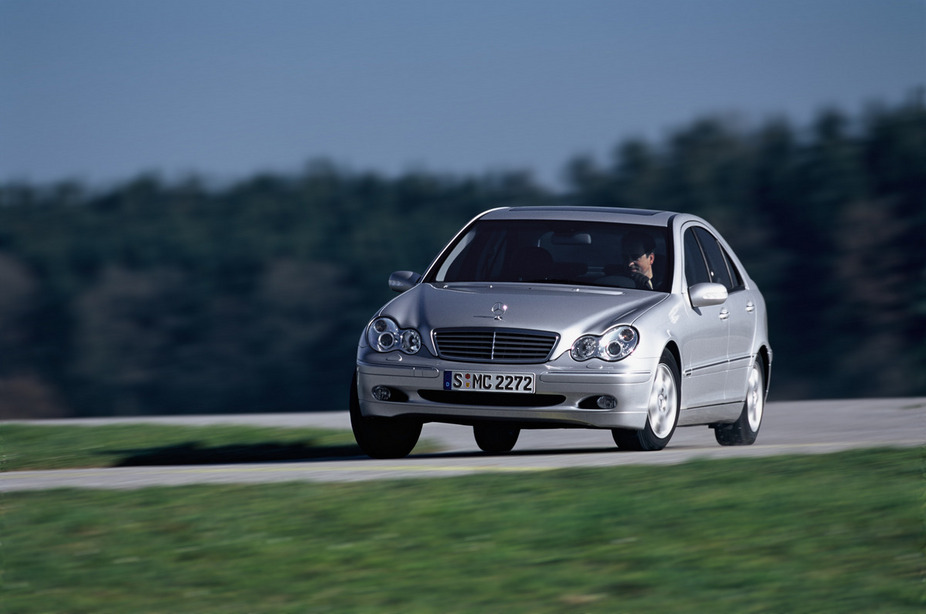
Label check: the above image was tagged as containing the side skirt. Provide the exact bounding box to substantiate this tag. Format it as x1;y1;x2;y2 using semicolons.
678;401;743;426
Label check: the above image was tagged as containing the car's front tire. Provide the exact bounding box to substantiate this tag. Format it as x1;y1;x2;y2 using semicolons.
714;357;765;446
349;371;422;459
612;350;680;451
473;423;520;454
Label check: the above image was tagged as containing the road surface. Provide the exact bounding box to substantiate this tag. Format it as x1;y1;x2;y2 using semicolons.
2;398;923;492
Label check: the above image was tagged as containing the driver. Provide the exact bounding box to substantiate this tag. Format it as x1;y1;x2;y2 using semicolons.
622;232;656;290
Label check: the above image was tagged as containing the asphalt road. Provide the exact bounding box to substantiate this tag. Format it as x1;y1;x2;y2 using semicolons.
3;397;924;492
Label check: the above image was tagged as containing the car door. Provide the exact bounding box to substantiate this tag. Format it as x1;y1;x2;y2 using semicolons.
715;243;759;403
680;226;729;408
691;227;756;403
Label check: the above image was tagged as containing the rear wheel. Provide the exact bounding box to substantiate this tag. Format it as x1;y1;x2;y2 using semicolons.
612;350;680;451
714;357;765;446
349;371;421;459
473;423;520;454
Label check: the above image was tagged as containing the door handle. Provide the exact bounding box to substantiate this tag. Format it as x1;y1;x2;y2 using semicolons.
746;301;755;313
719;308;730;320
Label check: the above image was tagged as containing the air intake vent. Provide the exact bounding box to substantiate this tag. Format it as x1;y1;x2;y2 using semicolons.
433;328;558;364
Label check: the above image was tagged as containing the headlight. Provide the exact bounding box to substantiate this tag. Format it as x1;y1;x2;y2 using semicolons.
571;325;638;362
400;329;422;354
367;317;422;355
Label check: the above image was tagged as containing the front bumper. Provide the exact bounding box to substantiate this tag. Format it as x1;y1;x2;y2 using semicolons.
356;354;656;430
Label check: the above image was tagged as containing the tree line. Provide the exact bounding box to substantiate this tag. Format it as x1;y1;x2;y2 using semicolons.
1;97;923;418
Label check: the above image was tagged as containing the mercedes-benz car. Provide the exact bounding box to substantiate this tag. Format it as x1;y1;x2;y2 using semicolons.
350;206;771;458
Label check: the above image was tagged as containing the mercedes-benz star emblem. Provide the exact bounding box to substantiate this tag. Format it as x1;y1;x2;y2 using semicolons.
491;302;508;320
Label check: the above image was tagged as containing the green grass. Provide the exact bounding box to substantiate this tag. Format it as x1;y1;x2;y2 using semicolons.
0;423;370;471
2;447;923;613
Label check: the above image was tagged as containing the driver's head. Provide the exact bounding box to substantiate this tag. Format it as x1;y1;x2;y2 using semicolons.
622;232;655;279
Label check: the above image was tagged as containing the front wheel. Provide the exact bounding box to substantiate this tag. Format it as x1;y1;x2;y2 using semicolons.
714;357;765;446
612;350;680;451
349;371;421;459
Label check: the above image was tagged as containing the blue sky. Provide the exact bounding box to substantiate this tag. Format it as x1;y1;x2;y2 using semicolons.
2;0;923;188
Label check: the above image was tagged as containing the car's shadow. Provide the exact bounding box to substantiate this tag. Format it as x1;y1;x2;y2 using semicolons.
108;441;366;467
411;444;708;459
412;446;624;459
106;440;696;467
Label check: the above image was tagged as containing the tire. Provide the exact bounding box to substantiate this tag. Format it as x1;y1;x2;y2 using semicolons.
714;357;765;446
473;423;520;454
612;350;680;451
349;371;421;459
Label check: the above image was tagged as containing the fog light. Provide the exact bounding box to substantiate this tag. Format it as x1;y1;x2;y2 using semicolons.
596;395;617;409
372;386;392;401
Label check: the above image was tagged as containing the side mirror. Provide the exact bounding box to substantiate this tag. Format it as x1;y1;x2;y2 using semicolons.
388;271;422;293
689;282;728;308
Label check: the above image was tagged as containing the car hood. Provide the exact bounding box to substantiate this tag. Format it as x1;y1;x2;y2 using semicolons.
379;282;668;339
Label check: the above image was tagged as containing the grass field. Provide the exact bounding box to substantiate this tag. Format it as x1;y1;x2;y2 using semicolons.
1;422;922;613
0;423;367;471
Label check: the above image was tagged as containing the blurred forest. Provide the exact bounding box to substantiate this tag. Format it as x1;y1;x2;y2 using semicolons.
1;98;923;418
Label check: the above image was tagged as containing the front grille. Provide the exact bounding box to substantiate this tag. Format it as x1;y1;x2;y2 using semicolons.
433;328;558;364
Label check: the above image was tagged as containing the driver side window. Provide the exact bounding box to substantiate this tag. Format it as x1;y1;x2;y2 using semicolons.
683;228;711;286
693;228;734;290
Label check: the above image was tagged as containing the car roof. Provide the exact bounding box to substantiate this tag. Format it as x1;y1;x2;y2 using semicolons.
478;206;681;227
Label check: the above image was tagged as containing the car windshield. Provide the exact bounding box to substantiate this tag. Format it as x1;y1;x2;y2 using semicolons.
426;219;672;292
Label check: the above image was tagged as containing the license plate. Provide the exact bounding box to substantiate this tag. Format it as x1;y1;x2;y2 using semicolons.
443;371;535;394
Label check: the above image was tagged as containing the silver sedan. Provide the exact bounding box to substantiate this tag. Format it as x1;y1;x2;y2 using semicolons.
351;206;772;458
